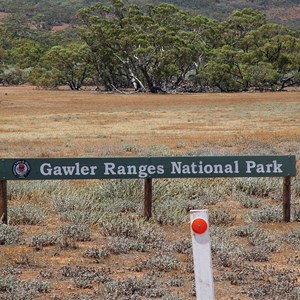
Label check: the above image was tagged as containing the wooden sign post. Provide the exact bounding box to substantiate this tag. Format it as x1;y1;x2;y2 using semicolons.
283;176;291;222
144;178;152;220
0;180;7;224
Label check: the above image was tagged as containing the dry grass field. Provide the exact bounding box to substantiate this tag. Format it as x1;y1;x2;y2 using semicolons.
0;86;300;300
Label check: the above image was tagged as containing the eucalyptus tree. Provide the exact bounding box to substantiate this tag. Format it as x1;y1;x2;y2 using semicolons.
223;8;267;47
202;9;300;91
240;23;300;90
8;39;45;69
77;0;214;92
29;42;91;90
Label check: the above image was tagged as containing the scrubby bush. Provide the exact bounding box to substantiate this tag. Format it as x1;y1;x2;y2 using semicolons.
0;276;50;299
0;224;22;245
140;254;180;272
9;203;46;225
236;193;262;208
61;265;110;289
99;214;166;249
104;276;163;298
233;177;281;197
172;238;192;254
59;224;91;241
108;237;147;253
31;233;59;250
209;207;236;225
246;205;282;223
284;228;300;246
83;247;109;263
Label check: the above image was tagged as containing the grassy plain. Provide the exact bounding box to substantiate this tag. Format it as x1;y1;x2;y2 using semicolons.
1;86;300;158
0;86;300;299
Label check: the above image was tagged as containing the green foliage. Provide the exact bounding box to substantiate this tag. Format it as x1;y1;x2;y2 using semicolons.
8;39;45;68
0;0;300;91
30;42;91;89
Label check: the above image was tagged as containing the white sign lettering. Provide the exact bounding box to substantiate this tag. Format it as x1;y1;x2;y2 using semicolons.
245;160;283;174
170;161;239;175
40;163;97;176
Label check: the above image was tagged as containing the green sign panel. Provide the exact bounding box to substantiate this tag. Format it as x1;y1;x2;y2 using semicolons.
0;156;296;180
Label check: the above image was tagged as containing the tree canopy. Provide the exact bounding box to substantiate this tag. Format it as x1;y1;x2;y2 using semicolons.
0;0;300;92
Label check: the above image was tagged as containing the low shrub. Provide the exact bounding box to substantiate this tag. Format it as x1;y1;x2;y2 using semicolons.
103;276;163;298
247;228;278;252
233;177;281;197
61;265;110;289
83;247;110;263
236;193;261;208
108;237;147;253
172;238;192;254
99;214;166;249
59;224;91;242
209;207;236;225
246;205;282;223
31;233;60;250
0;224;22;245
283;228;300;245
244;271;298;299
0;276;50;299
140;254;180;272
9;203;46;225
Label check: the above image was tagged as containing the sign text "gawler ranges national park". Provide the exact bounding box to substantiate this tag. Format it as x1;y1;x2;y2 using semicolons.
0;156;296;180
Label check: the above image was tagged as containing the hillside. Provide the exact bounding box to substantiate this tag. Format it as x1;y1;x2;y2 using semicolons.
161;0;300;28
0;0;299;28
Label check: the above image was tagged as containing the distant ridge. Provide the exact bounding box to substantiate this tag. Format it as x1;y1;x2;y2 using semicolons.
156;0;300;29
0;0;299;29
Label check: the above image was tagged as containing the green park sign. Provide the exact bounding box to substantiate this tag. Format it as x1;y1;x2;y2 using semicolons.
0;155;296;180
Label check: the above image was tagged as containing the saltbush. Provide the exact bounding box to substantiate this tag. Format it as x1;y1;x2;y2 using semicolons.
59;224;91;242
0;224;22;245
9;203;46;225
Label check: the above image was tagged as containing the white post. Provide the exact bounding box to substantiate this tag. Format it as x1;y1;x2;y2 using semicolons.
190;209;214;300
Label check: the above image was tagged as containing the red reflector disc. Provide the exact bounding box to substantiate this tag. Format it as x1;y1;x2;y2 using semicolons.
191;218;208;234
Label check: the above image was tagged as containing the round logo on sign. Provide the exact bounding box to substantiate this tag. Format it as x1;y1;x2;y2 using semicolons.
12;160;31;179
